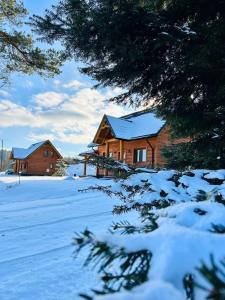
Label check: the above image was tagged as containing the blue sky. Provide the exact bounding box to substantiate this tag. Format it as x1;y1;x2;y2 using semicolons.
0;0;131;157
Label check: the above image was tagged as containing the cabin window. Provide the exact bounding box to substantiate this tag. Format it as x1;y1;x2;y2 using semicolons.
133;148;147;163
20;162;27;170
43;150;49;157
50;151;54;157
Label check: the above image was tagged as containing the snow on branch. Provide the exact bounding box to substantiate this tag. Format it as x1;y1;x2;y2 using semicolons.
75;169;225;299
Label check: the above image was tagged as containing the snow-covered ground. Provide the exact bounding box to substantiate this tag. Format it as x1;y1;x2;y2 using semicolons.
1;169;225;300
0;173;135;300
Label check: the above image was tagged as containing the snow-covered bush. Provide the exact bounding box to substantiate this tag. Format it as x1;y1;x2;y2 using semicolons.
53;159;69;176
75;169;225;300
85;153;136;179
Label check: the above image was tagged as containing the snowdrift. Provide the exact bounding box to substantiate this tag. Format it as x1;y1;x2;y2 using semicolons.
78;169;225;300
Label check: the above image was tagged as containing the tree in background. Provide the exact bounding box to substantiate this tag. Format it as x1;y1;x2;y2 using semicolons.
32;0;225;168
162;138;225;170
53;158;69;176
0;0;63;85
0;150;11;171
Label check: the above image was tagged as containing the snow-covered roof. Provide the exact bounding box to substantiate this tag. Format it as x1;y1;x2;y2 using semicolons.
79;149;96;157
87;142;99;148
103;110;166;140
12;141;48;159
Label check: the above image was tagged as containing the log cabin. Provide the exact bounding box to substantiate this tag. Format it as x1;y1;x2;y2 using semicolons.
82;109;190;176
10;140;62;176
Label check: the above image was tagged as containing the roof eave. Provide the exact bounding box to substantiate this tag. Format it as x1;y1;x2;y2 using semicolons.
114;123;166;141
93;115;116;144
114;133;158;141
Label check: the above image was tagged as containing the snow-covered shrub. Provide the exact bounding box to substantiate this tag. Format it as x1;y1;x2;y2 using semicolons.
85;153;136;179
75;169;225;300
53;159;69;176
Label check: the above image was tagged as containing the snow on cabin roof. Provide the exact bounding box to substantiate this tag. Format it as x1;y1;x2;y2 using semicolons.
87;142;99;148
79;149;96;156
12;141;47;159
105;110;166;140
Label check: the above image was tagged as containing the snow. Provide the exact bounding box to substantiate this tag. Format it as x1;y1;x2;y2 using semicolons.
175;24;197;35
99;214;225;300
0;174;136;300
104;169;225;206
97;281;184;300
79;149;96;156
76;169;225;300
204;170;225;180
1;169;225;300
87;142;99;148
105;110;165;140
66;163;96;176
12;141;46;159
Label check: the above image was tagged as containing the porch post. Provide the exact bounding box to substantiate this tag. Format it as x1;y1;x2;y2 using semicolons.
15;160;17;173
119;140;124;161
146;139;155;168
106;141;109;156
83;155;87;176
105;141;109;176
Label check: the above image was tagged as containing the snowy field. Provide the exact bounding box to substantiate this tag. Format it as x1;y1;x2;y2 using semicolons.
0;172;135;300
1;169;225;300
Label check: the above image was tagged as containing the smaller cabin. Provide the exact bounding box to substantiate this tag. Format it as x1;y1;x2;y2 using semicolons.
10;140;62;176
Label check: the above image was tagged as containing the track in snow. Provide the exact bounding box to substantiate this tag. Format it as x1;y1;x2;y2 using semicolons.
0;175;124;300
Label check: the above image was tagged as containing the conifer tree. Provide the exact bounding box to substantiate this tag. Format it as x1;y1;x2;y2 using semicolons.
85;153;135;179
53;159;68;176
32;0;225;168
75;174;225;299
0;0;62;85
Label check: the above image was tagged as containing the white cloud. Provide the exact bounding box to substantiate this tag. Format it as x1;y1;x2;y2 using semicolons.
0;100;35;127
25;80;34;88
33;92;69;109
28;132;56;143
0;90;10;98
0;87;130;146
105;87;124;99
63;80;83;89
53;79;61;86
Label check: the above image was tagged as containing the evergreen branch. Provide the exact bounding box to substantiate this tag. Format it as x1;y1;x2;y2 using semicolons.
74;229;152;296
196;255;225;299
113;199;174;215
195;189;225;206
83;154;137;179
210;224;225;234
183;274;195;300
78;185;127;201
111;214;158;235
